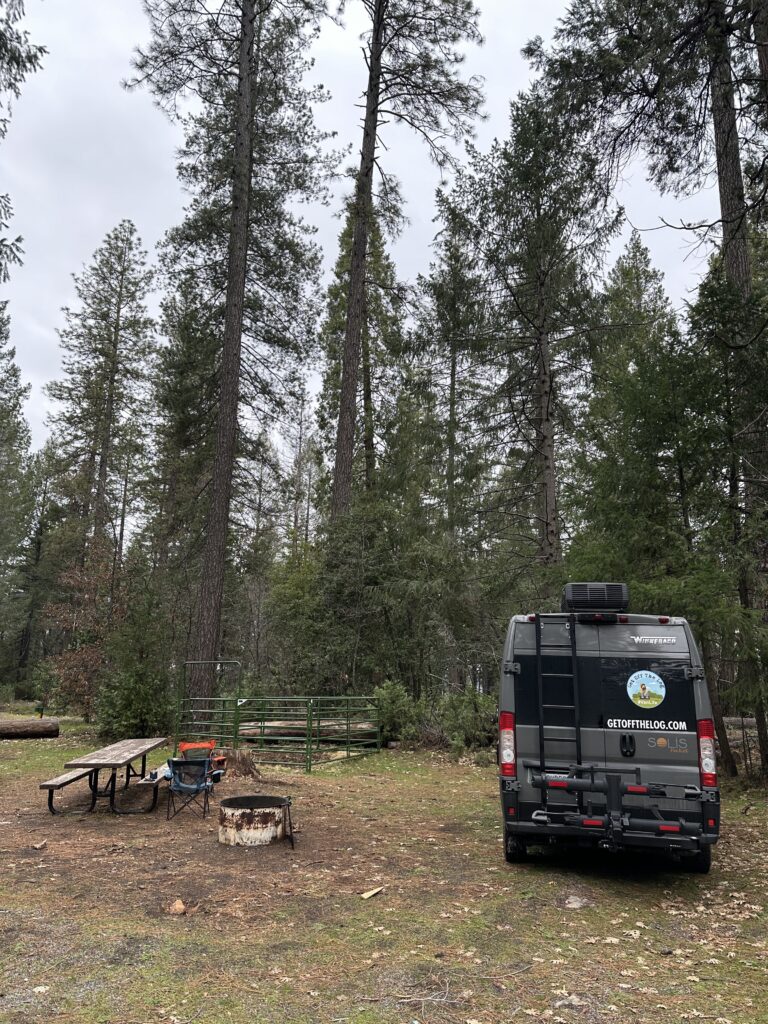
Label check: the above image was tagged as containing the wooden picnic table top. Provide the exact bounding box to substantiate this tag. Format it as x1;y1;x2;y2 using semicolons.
64;737;167;770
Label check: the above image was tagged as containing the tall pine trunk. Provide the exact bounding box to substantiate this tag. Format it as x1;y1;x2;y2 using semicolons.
700;636;738;777
447;336;458;533
94;249;127;542
361;318;376;492
188;0;256;699
709;2;752;299
110;454;130;608
330;0;385;518
535;329;561;564
752;0;768;113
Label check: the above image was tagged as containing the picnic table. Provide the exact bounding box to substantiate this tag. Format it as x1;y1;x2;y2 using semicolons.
59;737;167;815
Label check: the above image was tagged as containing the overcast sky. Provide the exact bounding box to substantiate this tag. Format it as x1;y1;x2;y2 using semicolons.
2;0;718;448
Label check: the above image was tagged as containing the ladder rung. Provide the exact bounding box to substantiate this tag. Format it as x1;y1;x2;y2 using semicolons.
543;704;576;710
541;672;575;678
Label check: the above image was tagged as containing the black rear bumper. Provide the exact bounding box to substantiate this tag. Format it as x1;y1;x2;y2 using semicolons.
500;769;720;853
506;818;718;851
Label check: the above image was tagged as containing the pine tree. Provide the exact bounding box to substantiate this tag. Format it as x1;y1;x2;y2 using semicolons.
0;0;45;281
447;90;620;566
526;0;762;302
330;0;484;517
47;221;154;551
42;221;154;716
132;0;330;697
318;201;404;498
687;225;768;770
412;209;488;536
0;301;33;683
566;233;740;775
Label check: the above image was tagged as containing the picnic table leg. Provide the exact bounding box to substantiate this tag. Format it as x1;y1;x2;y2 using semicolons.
87;770;99;812
92;769;114;798
108;769;118;810
47;769;101;815
123;754;148;787
108;761;162;815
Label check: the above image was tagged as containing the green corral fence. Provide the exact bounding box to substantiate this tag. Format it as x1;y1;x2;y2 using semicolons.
173;664;380;772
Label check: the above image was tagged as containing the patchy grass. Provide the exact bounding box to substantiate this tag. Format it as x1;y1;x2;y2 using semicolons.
0;743;767;1024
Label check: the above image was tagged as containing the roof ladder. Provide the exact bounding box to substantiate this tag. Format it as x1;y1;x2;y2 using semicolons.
535;612;584;813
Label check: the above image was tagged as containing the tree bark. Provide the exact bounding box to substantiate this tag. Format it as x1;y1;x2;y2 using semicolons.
447;332;458;533
361;317;376;491
755;696;768;773
330;0;385;518
535;330;561;564
709;2;752;299
700;636;738;777
94;250;126;541
188;0;256;700
110;454;130;608
291;400;304;555
16;477;48;682
752;0;768;114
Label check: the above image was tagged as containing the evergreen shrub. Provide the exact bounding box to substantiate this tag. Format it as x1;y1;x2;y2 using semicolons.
373;679;419;743
430;687;497;755
98;669;172;740
374;679;496;751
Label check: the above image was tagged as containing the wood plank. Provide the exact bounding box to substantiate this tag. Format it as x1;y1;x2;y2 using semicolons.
64;737;166;769
136;764;170;786
39;768;93;790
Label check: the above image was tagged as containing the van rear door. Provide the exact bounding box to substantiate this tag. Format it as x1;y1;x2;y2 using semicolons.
599;624;700;791
513;618;605;810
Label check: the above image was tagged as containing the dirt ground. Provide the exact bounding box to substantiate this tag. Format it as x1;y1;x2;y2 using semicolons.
1;724;768;1024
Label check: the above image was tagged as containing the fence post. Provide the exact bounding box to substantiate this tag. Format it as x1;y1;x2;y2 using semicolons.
173;666;184;755
306;699;313;773
232;697;241;751
346;696;351;759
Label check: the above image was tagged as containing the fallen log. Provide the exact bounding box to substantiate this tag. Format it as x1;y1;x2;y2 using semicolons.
239;718;376;739
0;717;60;739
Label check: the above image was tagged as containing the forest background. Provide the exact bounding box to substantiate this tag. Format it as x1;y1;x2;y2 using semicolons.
0;0;766;778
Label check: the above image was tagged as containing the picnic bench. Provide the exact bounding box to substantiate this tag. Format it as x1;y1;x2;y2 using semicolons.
40;767;98;815
41;737;167;815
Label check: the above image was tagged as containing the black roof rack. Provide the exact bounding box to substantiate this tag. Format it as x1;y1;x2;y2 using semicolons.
561;582;629;613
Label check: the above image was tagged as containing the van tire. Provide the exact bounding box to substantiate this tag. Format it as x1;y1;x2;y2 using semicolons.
682;846;712;874
504;835;528;863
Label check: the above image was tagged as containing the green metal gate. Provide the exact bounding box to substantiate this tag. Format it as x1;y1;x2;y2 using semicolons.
174;666;380;771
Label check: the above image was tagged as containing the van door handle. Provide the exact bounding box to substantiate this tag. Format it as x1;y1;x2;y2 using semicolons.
620;734;636;758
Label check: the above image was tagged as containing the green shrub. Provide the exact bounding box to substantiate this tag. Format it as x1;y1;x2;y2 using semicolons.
373;679;419;743
0;683;14;708
424;687;497;753
97;669;172;740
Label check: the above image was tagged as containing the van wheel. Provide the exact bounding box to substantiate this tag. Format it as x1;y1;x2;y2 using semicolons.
682;846;712;874
504;835;528;863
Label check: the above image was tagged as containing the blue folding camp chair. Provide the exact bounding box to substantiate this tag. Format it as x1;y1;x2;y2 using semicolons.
166;757;214;820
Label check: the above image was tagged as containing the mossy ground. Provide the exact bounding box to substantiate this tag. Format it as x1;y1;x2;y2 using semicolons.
1;724;767;1023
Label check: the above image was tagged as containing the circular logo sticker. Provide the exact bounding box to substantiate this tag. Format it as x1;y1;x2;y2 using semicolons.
627;670;666;709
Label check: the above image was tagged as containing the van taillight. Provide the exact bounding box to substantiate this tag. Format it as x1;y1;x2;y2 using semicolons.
697;719;717;788
499;711;516;778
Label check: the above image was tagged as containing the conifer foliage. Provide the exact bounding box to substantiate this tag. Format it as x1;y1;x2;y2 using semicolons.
2;0;768;774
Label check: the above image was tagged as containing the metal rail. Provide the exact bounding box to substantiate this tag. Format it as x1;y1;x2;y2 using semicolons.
175;693;380;772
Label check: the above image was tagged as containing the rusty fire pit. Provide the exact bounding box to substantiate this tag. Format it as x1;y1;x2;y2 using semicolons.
218;795;294;848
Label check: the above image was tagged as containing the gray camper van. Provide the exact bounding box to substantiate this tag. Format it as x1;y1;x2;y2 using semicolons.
498;583;720;872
